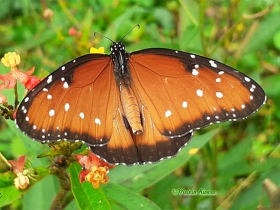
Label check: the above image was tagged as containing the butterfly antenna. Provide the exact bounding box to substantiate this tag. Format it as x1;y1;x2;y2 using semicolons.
120;24;140;42
93;32;114;43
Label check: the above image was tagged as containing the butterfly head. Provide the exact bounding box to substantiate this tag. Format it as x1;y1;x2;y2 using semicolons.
110;42;126;56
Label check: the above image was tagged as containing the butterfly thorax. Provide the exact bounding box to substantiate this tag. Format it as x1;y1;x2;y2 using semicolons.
110;42;131;86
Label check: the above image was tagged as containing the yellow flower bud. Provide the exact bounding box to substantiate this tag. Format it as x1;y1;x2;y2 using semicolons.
90;47;105;54
1;52;21;68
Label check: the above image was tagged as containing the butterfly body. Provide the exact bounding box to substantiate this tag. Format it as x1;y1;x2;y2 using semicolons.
110;42;143;135
15;42;266;165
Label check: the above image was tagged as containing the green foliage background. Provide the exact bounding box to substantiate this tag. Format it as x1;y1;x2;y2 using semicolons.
0;0;279;209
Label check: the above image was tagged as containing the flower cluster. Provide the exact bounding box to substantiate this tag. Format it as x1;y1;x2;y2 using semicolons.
0;52;41;103
75;151;114;188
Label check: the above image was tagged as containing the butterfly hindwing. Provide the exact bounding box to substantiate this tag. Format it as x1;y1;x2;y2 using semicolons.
91;99;193;165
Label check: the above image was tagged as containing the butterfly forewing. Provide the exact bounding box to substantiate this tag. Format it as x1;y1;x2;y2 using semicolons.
16;54;117;146
129;49;266;137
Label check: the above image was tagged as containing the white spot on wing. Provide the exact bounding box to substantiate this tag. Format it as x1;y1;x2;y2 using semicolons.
95;118;101;125
216;78;221;83
24;97;29;102
63;82;69;89
47;75;52;84
79;112;85;119
218;71;224;75
196;89;203;97
209;60;217;68
47;94;52;99
25;117;29;121
216;92;223;98
192;69;199;76
61;66;66;71
182;101;188;108
43;88;48;92
244;77;250;82
49;109;55;117
190;54;195;58
165;110;172;118
64;103;70;112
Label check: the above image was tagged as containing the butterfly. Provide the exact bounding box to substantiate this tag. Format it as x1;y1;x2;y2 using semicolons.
15;35;266;165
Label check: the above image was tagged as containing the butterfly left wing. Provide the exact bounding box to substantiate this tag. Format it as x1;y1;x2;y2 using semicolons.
15;54;117;146
129;48;266;138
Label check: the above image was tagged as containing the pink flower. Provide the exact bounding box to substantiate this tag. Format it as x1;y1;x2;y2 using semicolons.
8;155;30;190
0;66;35;89
0;52;41;104
24;75;41;91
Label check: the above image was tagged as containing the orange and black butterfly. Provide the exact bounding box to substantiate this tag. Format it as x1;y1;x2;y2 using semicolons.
15;34;266;165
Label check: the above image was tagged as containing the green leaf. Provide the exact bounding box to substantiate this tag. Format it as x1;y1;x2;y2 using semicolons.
64;199;79;210
218;137;252;176
262;74;280;97
69;162;110;210
6;119;44;158
22;175;59;210
245;11;280;53
0;185;23;207
229;166;280;210
70;162;161;209
0;173;58;208
0;171;15;188
6;30;56;52
102;183;161;210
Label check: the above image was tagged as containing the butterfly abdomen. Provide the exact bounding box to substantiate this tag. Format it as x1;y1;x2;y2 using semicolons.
120;85;143;134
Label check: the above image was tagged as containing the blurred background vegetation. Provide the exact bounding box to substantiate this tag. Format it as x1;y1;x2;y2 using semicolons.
0;0;279;209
